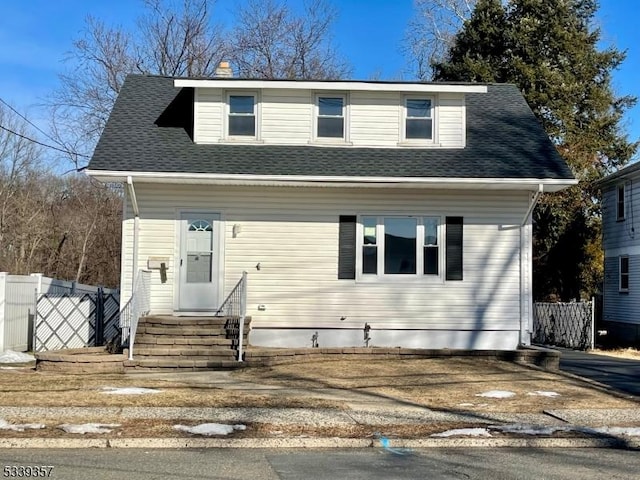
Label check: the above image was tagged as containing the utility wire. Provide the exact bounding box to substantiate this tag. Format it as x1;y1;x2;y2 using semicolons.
0;124;90;158
0;97;91;160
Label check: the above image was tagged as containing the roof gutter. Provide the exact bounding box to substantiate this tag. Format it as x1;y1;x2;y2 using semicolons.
87;170;578;192
521;183;543;226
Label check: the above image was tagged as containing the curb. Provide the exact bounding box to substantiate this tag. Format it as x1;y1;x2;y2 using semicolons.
0;436;638;449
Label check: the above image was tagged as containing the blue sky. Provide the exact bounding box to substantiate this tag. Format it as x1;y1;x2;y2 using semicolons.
0;0;638;158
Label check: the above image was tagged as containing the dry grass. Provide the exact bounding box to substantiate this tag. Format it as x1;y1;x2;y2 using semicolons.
0;369;338;409
591;348;640;360
234;358;640;413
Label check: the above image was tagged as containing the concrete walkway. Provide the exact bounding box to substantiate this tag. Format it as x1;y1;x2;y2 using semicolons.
558;348;640;396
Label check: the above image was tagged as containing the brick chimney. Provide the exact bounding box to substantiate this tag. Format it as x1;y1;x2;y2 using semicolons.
215;61;233;78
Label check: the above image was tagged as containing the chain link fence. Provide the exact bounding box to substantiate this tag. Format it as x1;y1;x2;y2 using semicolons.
532;299;594;350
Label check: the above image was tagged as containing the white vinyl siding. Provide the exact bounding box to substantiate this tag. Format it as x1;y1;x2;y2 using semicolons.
438;93;465;147
193;88;466;147
261;89;311;144
350;92;400;146
194;88;223;143
121;185;528;332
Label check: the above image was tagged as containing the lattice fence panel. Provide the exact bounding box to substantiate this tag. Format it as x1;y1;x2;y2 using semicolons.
532;301;593;350
35;293;121;352
103;294;121;345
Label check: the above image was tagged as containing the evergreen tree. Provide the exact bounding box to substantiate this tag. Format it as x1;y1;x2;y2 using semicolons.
433;0;638;300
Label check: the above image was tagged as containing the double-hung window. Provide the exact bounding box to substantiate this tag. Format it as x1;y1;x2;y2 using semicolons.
228;94;256;138
620;256;630;292
404;97;433;141
316;95;345;139
358;216;440;278
617;184;626;220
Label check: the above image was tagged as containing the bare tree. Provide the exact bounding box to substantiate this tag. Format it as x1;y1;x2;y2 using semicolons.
229;0;350;79
404;0;477;80
48;0;226;167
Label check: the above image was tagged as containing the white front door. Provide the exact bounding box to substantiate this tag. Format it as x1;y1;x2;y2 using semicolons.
178;212;221;311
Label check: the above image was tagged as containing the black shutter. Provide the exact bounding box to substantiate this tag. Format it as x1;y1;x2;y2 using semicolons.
338;215;357;279
446;217;463;281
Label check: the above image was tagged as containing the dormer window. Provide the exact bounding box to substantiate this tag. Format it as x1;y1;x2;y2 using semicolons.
404;97;433;141
316;95;345;139
228;94;256;137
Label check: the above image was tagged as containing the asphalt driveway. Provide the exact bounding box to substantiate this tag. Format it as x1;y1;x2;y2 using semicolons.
558;348;640;396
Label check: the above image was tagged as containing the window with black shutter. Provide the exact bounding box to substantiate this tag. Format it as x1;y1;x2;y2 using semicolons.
338;216;356;279
446;217;463;281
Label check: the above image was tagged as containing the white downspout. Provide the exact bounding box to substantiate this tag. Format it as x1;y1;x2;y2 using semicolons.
520;184;543;346
126;176;140;298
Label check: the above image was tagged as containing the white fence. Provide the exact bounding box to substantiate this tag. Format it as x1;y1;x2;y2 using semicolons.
0;272;117;353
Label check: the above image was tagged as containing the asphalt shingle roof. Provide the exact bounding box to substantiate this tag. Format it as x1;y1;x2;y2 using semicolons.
88;75;574;180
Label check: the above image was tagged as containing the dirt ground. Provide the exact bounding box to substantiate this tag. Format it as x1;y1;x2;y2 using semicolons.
591;348;640;360
0;357;637;413
233;358;640;413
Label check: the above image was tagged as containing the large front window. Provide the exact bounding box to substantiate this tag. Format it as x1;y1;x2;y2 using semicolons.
359;216;440;278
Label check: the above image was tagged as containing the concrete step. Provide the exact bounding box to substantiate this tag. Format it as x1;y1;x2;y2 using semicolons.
136;326;228;336
133;347;236;358
125;358;243;369
133;336;237;347
140;316;229;327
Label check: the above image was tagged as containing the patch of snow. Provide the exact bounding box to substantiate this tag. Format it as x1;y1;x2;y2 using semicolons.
174;423;247;436
458;403;475;407
527;391;560;397
431;428;492;438
0;419;45;432
58;423;120;434
588;427;640;437
101;387;162;395
476;390;516;399
490;424;570;436
0;350;35;363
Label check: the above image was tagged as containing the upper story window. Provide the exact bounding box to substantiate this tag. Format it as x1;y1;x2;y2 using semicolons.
228;94;256;137
617;184;626;220
404;97;433;141
316;95;345;139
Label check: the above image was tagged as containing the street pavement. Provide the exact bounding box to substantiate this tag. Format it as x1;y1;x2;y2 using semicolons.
558;348;640;396
1;448;639;479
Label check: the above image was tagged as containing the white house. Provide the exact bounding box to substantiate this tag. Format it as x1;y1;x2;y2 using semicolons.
87;67;576;350
598;163;640;344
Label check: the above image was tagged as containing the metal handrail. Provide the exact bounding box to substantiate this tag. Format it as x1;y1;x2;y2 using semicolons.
216;271;247;361
119;269;151;360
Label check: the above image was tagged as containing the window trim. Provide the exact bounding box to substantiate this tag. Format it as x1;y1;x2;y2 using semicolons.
400;95;436;144
619;255;630;293
312;92;350;144
617;184;626;221
225;91;260;141
355;214;444;283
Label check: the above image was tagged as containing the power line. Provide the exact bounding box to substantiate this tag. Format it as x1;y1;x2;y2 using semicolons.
0;124;90;159
0;98;60;146
0;97;91;160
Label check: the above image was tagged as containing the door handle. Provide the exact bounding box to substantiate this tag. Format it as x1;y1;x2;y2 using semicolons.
180;258;183;266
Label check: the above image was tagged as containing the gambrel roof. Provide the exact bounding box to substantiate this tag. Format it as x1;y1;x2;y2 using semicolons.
88;75;575;186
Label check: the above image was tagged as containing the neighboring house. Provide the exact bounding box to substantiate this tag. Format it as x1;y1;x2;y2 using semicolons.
86;66;576;350
598;163;640;344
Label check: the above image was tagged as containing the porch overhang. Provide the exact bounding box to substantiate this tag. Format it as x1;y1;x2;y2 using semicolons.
87;170;578;192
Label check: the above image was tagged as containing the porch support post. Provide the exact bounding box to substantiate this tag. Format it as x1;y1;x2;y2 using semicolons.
519;184;543;346
127;177;140;299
